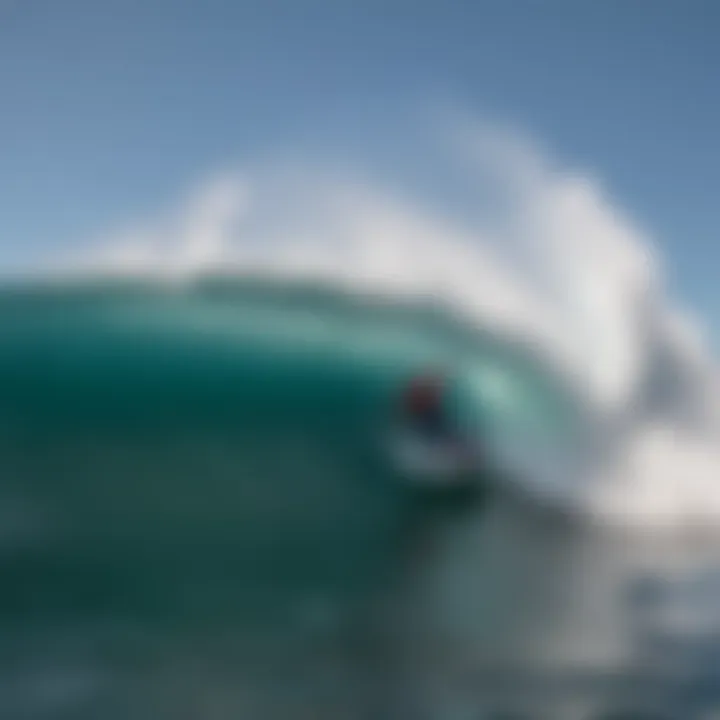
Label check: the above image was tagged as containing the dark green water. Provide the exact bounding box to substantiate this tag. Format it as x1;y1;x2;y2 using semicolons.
0;276;587;718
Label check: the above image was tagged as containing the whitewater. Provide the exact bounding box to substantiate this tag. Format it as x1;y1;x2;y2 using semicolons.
4;118;720;717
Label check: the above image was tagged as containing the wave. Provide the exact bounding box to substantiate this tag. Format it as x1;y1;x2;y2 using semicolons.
31;113;719;532
0;273;714;696
3;116;720;716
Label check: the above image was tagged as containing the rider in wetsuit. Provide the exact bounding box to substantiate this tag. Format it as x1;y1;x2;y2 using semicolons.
398;369;485;469
400;371;453;443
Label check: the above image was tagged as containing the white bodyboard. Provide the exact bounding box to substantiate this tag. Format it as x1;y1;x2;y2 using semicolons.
388;429;480;487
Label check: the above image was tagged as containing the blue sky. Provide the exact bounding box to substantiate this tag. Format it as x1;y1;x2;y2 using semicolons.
1;0;719;339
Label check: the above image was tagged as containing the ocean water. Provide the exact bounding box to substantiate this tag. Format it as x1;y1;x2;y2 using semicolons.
0;276;717;719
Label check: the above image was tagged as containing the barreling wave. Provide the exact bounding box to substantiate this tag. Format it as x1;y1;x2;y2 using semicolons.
4;115;720;635
2;110;719;717
33;112;720;533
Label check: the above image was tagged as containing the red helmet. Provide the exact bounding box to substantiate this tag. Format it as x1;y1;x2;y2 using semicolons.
402;372;445;414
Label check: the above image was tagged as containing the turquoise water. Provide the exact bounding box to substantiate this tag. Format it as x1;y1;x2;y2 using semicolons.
0;276;591;717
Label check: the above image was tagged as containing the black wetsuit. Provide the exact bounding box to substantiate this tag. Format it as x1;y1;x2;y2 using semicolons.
407;402;450;442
